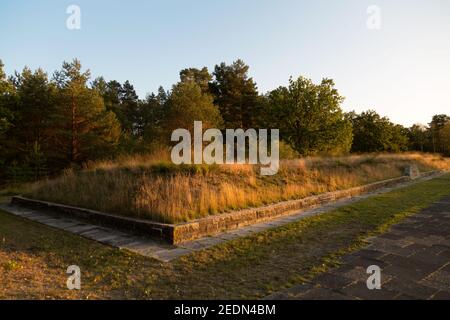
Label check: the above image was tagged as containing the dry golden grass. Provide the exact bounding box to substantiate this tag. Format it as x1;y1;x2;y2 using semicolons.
27;152;449;223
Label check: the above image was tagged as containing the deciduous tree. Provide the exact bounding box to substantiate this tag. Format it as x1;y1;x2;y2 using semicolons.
429;114;450;153
267;76;352;155
163;81;223;136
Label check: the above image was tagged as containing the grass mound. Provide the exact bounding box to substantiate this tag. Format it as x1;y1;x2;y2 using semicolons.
26;153;449;223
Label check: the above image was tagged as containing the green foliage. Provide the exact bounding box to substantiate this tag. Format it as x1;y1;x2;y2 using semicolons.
5;67;55;163
0;59;124;181
0;105;12;138
93;78;140;137
139;86;168;144
278;141;300;159
350;110;409;153
52;59;121;164
265;76;353;155
408;124;428;152
429;114;450;153
0;60;14;140
441;122;450;156
1;56;448;183
180;67;212;94
6;142;49;182
27;141;48;180
163;80;223;134
210;60;258;129
389;124;410;152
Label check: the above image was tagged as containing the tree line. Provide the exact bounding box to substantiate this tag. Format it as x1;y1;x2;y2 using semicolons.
0;58;449;182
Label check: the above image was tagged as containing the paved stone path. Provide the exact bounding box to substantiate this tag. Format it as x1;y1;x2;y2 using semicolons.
0;173;442;263
266;195;450;300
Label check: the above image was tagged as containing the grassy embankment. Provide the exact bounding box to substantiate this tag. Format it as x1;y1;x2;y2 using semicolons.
25;152;449;223
1;174;450;299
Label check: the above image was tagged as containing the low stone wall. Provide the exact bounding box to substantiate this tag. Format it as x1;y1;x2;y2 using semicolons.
11;196;176;243
11;170;439;245
173;171;438;243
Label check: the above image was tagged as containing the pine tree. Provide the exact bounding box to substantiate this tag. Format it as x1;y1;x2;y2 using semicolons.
9;67;55;157
140;87;168;142
118;80;139;135
180;67;212;94
93;78;140;136
0;60;14;140
210;60;258;129
52;59;121;164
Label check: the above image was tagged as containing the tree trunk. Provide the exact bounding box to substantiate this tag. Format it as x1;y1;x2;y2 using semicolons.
70;94;78;163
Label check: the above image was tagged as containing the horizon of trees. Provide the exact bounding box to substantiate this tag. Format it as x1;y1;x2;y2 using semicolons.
0;58;449;182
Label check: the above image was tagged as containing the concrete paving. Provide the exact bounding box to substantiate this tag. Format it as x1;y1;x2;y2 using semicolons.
265;195;450;300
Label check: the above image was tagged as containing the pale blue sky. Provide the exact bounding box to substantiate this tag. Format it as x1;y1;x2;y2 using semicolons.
1;0;449;126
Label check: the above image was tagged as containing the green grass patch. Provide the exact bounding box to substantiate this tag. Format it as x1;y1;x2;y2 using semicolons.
0;174;449;299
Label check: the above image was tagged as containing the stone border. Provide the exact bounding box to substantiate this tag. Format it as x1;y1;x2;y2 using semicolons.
11;196;176;242
173;171;437;243
11;171;439;245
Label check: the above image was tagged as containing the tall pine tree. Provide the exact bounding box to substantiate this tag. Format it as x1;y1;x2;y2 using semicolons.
210;60;258;129
0;60;14;141
52;59;121;164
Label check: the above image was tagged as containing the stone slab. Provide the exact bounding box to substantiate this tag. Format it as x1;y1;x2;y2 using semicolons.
267;194;450;300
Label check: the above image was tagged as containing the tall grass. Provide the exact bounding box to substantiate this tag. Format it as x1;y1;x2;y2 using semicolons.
27;153;449;223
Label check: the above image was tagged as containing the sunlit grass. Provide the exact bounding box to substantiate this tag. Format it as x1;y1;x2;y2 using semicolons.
26;152;450;223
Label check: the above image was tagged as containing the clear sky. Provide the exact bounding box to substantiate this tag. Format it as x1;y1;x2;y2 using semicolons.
1;0;449;126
